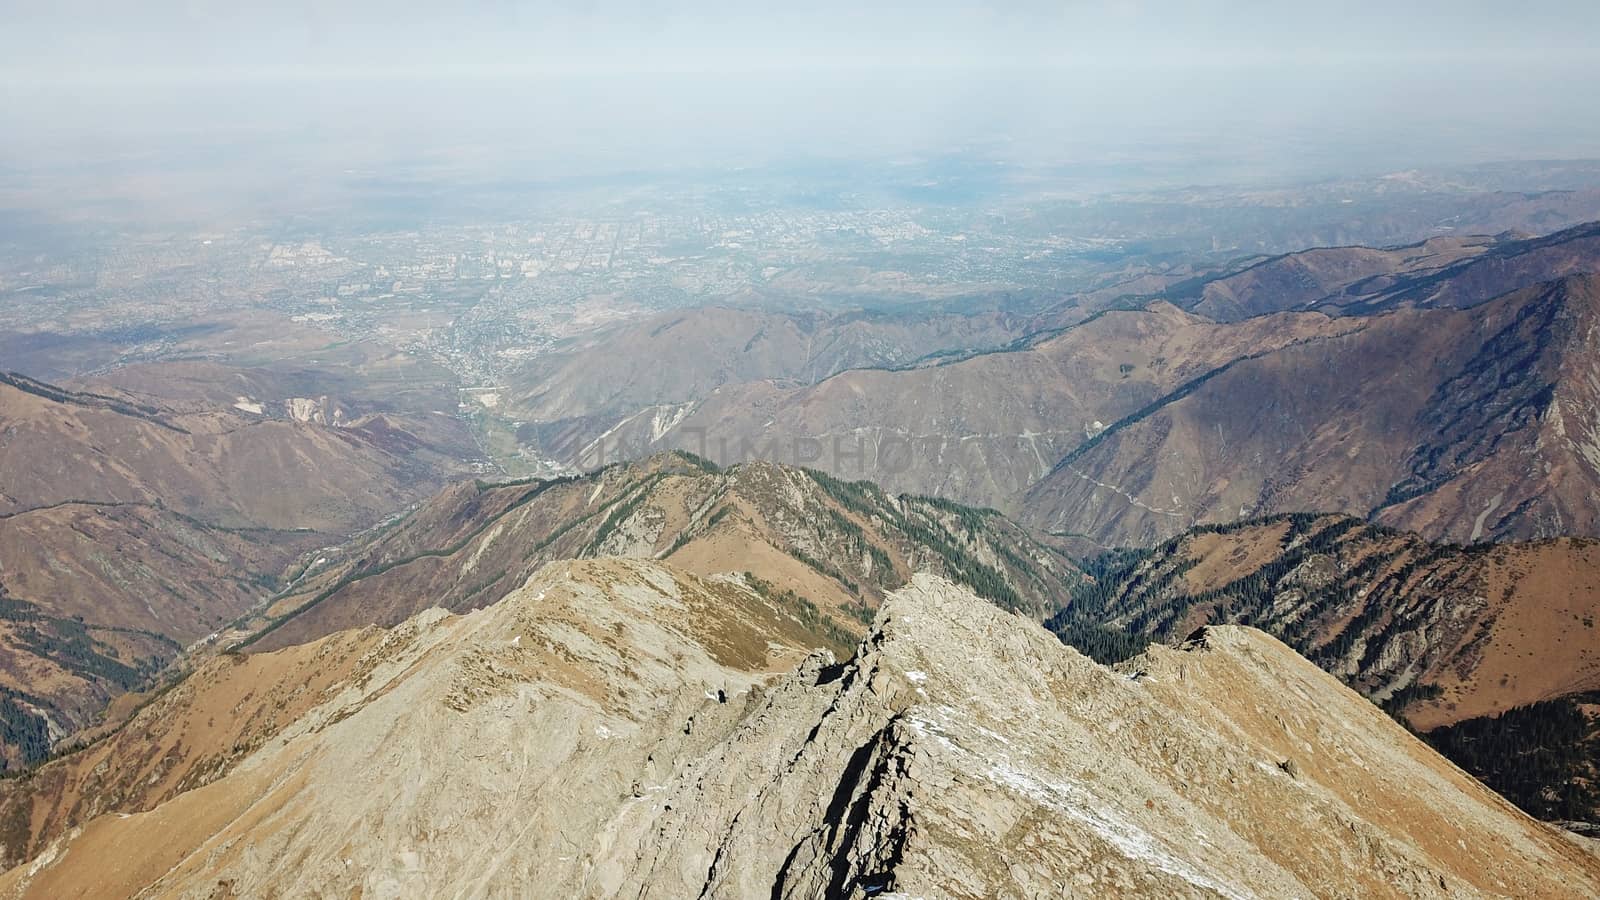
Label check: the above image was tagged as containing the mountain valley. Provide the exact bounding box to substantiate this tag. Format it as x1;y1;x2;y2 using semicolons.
4;121;1600;896
481;229;1600;555
0;366;476;768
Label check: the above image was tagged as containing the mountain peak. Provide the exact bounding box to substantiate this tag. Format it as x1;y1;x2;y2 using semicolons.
7;561;1595;897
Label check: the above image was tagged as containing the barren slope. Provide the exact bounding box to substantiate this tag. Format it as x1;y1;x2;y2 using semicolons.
1170;221;1600;320
506;304;1031;423
4;562;1595;897
0;371;467;531
1181;235;1495;322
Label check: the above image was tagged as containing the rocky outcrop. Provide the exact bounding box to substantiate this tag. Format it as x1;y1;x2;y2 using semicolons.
5;559;1596;897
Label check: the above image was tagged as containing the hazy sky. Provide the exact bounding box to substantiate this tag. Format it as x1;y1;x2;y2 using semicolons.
3;2;1598;182
4;2;1595;77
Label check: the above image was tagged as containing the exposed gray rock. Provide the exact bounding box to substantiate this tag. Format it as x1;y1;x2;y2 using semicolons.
5;560;1598;898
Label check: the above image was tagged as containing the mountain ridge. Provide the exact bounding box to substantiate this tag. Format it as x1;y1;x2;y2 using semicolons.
238;453;1083;654
1021;273;1600;546
4;560;1595;897
0;369;475;769
1051;511;1600;826
1163;220;1600;320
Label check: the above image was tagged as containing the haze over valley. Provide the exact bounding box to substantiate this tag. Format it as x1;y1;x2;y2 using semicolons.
3;2;1600;896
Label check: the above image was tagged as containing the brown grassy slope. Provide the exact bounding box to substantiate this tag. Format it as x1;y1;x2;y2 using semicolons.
0;626;388;868
1055;513;1600;729
1055;513;1600;827
0;371;473;767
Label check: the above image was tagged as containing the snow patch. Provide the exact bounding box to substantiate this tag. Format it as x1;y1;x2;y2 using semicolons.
907;706;1249;900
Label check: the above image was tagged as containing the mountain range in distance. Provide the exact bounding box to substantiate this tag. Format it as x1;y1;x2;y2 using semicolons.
491;223;1600;553
0;362;476;767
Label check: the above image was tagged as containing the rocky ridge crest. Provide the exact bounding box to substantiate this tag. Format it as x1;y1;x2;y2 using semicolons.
3;560;1596;897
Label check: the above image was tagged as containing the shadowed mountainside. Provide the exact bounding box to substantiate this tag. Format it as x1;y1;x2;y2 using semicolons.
1021;274;1600;547
240;452;1084;654
1166;220;1600;320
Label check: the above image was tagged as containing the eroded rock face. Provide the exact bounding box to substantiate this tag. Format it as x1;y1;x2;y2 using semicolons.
605;575;1600;899
5;561;1598;898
